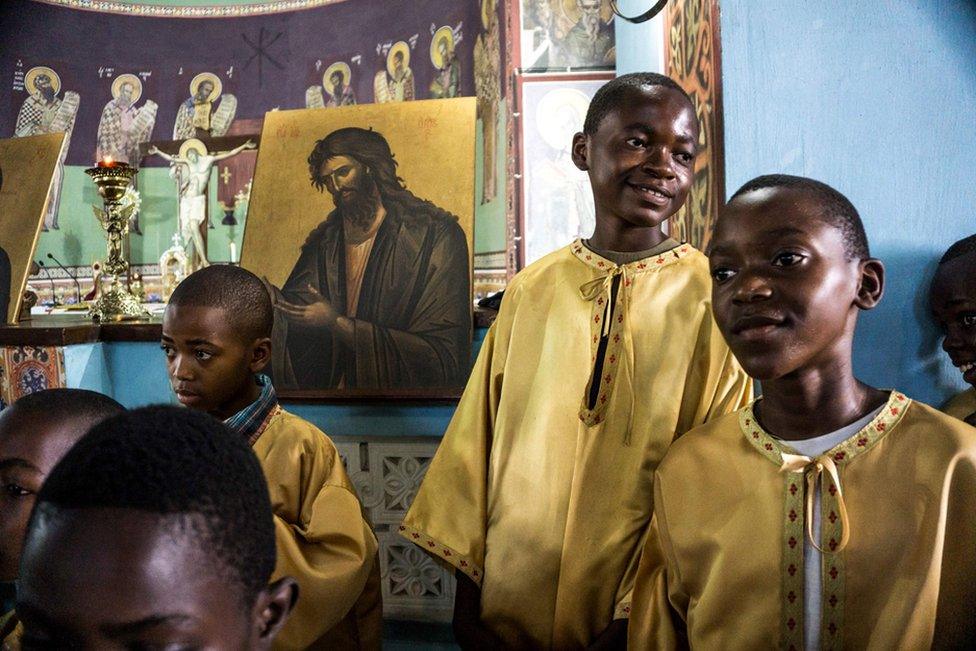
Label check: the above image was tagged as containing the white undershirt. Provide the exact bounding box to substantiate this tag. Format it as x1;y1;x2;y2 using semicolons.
772;404;884;651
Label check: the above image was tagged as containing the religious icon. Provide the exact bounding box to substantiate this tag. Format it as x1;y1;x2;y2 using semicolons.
13;66;80;231
520;78;608;266
241;99;476;398
519;0;615;70
307;61;358;109
373;41;415;103
0;133;66;323
474;0;501;204
172;72;238;140
95;74;157;165
149;138;256;271
429;26;460;99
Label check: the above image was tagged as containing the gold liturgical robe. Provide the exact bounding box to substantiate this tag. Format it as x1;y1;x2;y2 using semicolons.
401;240;752;649
253;408;382;651
629;392;976;650
943;387;976;422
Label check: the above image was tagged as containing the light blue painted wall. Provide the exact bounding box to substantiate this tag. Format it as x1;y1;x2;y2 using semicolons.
719;1;976;406
617;1;976;406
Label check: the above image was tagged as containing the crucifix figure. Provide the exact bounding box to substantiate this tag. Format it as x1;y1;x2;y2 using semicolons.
149;138;255;271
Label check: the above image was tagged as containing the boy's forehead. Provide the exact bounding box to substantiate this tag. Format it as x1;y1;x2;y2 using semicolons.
715;188;835;247
163;303;238;339
0;410;83;469
600;86;697;131
932;254;976;299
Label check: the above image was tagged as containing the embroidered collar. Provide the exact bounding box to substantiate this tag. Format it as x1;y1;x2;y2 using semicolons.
224;374;280;446
739;391;910;467
569;238;693;274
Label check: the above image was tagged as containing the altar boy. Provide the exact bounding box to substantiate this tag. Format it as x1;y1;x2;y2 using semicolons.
162;265;381;650
629;175;976;649
401;73;752;648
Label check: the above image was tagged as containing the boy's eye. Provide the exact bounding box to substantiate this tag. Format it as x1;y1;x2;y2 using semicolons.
160;344;175;357
194;350;213;361
711;268;736;283
772;252;805;267
625;137;646;148
961;314;976;328
4;482;31;497
675;151;694;164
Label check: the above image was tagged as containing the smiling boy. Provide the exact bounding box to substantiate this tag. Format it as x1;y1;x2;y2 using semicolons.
629;175;976;649
401;73;751;649
161;265;381;650
15;407;296;650
0;389;124;648
931;234;976;425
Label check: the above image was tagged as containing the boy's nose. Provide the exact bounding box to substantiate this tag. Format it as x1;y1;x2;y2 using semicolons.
172;355;194;380
732;272;773;303
641;148;675;178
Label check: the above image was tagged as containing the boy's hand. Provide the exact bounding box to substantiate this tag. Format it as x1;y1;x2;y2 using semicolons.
276;284;340;328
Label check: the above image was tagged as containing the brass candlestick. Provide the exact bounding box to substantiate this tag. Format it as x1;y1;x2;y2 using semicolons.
84;162;146;321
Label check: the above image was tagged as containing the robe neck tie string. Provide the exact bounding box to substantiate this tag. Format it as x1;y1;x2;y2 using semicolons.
780;452;850;554
579;266;626;338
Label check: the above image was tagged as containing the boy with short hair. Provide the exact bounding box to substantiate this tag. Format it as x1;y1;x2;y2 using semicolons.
15;406;297;650
401;72;752;648
930;233;976;425
0;388;124;647
161;265;381;650
629;175;976;649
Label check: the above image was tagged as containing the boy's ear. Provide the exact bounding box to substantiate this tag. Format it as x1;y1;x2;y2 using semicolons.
570;132;589;171
251;577;298;647
249;337;273;374
854;258;885;310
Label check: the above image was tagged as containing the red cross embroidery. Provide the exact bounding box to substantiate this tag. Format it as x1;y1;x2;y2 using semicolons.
604;374;612;383
890;407;900;415
594;315;601;323
857;437;868;446
788;564;797;576
764;442;773;451
828;623;837;635
876;422;886;432
600;395;607;404
787;591;796;603
833;451;845;461
460;560;468;567
399;525;406;531
443;549;452;556
829;567;838;580
789;483;798;495
609;355;616;364
788;536;797;549
597;261;605;267
828;595;838;608
787;618;796;630
828;485;837;496
788;509;797;522
828;511;837;524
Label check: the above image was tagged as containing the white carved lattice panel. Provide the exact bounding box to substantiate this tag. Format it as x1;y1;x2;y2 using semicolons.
378;528;455;622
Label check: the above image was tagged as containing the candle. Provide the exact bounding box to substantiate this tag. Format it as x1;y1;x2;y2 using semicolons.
97;156;117;168
229;242;237;264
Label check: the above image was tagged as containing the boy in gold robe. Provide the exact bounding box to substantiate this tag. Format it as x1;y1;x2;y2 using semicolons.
930;233;976;425
161;266;381;650
629;175;976;650
0;389;124;649
401;73;752;649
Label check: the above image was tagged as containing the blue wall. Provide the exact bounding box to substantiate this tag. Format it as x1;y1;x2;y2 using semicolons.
618;1;976;405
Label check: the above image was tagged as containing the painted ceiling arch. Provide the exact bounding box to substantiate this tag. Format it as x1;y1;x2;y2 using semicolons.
32;0;349;18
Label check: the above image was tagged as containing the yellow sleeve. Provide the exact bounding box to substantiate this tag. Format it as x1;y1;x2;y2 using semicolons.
628;479;689;650
262;424;378;651
677;305;753;436
399;320;505;586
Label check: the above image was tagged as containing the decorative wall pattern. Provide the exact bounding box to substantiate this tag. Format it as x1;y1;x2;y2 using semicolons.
0;345;67;408
333;435;455;623
34;0;348;18
665;0;724;251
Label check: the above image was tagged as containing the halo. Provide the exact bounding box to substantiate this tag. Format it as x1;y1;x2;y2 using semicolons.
322;61;352;94
111;73;142;103
430;26;455;69
386;41;411;78
178;138;207;159
188;72;221;102
559;0;614;28
536;88;590;150
24;66;61;98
